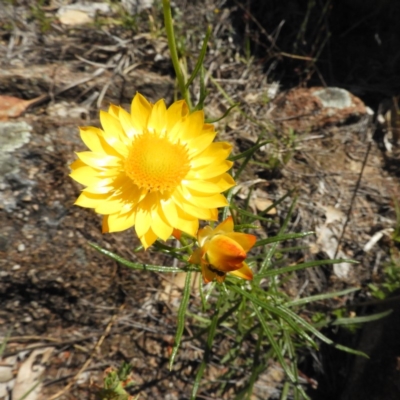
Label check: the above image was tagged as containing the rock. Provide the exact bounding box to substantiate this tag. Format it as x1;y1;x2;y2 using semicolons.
269;87;370;133
0;121;31;153
121;0;154;14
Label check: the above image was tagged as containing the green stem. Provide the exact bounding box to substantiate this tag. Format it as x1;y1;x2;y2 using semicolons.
162;0;191;109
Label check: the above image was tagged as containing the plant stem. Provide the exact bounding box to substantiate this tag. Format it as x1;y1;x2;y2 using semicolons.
162;0;192;109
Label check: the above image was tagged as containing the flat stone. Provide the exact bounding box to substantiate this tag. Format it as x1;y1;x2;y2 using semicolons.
0;121;31;153
270;86;369;132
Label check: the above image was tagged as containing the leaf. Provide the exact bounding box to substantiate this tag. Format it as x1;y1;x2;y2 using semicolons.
12;348;54;400
0;95;46;120
89;242;186;273
169;271;192;370
332;309;392;326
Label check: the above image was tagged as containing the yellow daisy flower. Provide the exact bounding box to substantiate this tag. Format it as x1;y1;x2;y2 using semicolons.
70;93;235;248
189;217;256;283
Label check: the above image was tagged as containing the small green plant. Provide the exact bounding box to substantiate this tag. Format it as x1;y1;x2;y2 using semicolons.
29;0;53;33
96;363;138;400
369;253;400;300
369;199;400;300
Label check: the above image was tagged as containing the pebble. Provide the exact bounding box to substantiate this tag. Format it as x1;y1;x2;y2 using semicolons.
17;243;25;252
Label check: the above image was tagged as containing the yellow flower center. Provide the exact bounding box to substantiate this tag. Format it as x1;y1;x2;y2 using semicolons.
124;132;190;193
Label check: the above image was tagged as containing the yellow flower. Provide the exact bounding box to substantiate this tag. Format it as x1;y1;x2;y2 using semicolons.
70;93;235;248
189;217;256;283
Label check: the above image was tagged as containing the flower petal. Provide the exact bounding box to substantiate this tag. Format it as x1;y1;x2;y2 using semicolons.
119;106;138;139
174;206;199;236
225;232;257;252
103;210;136;232
183;179;225;194
188;248;203;265
229;262;253;280
201;263;218;284
167;100;189;132
188;160;233;180
75;191;107;208
179;110;205;142
147;99;167;134
77;151;122;169
151;205;174;241
186;130;216;157
207;235;246;271
140;227;158;249
181;186;228;209
108;104;120;119
174;192;217;220
213;216;234;234
70;166;102;186
209;174;236;191
131;92;153;132
160;198;178;227
100;111;129;156
94;196;125;215
190;142;232;168
79;127;112;155
134;193;157;237
197;225;213;246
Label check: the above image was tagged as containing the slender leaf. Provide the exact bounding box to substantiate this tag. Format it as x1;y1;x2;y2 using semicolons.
287;288;360;307
255;232;315;248
258;259;359;278
222;187;235;221
205;103;239;123
332;309;392;326
89;242;187;273
169;271;192;369
229;140;271;161
191;292;224;399
186;25;212;89
230;204;275;222
252;304;297;383
194;65;208;111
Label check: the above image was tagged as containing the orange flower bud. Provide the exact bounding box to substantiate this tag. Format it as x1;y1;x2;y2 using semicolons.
189;217;256;283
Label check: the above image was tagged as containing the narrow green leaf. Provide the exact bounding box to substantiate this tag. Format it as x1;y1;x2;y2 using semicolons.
194;65;208;111
233;137;266;180
287;288;360;307
334;344;369;358
229;140;271;161
191;292;224;399
259;190;293;218
222;187;235;221
280;382;290;400
234;223;260;230
205;103;239;123
273;306;368;359
169;271;192;370
89;242;186;273
252;304;297;383
0;330;11;357
199;274;208;312
280;196;297;234
229;285;316;348
258;259;359;278
332;309;392;326
17;379;42;400
255;232;315;247
185;25;212;89
230;204;274;222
